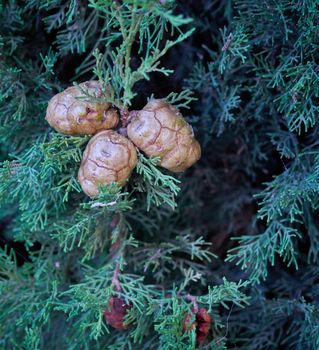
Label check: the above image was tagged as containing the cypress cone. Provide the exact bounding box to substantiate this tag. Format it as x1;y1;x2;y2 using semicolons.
78;130;137;197
184;308;211;344
45;81;119;135
104;297;132;330
127;99;201;172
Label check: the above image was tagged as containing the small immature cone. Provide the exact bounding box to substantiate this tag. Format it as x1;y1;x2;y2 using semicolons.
45;81;119;135
184;308;211;344
127;100;201;172
78;130;137;197
104;297;132;330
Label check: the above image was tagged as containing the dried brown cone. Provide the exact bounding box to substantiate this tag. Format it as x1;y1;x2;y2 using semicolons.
104;296;132;330
78;130;137;197
45;81;119;135
127;99;201;172
184;308;212;344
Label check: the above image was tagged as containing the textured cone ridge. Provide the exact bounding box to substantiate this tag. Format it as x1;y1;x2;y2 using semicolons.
45;80;119;135
78;130;137;197
127;99;201;172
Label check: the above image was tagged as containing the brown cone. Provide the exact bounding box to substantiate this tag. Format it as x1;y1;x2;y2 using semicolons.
127;99;201;172
104;297;132;330
184;308;211;344
78;130;137;197
45;81;119;135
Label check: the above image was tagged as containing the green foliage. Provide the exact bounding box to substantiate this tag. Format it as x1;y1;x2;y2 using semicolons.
0;247;59;349
226;221;300;283
135;153;181;211
2;0;319;349
1;1;240;349
184;0;319;348
88;0;194;109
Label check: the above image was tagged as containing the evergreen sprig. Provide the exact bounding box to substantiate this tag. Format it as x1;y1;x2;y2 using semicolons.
134;153;181;211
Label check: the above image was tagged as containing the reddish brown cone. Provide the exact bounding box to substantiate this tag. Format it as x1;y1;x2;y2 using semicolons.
184;308;211;344
104;296;132;330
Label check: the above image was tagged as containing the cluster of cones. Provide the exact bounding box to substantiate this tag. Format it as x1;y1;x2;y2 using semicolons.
45;81;201;197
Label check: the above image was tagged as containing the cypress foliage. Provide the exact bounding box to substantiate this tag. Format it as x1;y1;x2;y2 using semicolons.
0;0;319;349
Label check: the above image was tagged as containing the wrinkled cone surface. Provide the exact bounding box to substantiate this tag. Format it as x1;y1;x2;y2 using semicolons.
78;130;137;197
45;80;119;135
127;99;201;172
